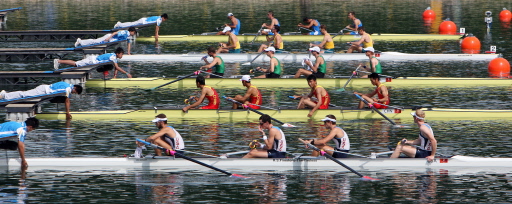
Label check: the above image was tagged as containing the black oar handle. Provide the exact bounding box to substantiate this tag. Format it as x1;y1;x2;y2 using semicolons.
354;94;397;125
222;96;285;125
150;72;197;90
341;66;361;90
298;138;364;178
136;139;234;176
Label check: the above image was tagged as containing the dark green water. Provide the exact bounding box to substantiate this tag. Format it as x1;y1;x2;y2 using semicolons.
1;0;512;203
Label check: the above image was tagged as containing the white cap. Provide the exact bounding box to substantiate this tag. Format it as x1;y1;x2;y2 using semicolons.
222;26;232;33
410;110;425;120
227;13;234;17
151;117;167;122
309;46;321;53
264;47;276;52
240;75;251;82
321;117;336;123
363;47;375;53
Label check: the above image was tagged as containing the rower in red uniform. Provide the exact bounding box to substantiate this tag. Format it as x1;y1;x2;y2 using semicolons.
182;75;220;112
226;75;263;109
353;73;390;109
293;75;330;117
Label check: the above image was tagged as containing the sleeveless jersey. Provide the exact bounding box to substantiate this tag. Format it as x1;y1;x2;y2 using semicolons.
311;20;321;33
324;40;334;49
332;127;350;150
164;126;185;150
351;19;363;28
376;84;389;105
418;124;434;151
271;57;282;75
249;86;262;106
274;33;284;49
203;85;220;109
212;56;225;74
233;19;241;35
370;56;382;74
229;34;240;49
316;56;326;74
363;34;373;48
312;85;330;109
271;126;286;152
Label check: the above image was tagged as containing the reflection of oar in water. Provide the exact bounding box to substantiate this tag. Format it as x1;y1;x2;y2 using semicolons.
298;138;379;181
288;96;336;107
336;65;361;92
354;94;397;125
223;96;296;127
136;139;248;178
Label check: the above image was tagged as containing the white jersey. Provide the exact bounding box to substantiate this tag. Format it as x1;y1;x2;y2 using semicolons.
163;126;185;150
332;127;350;151
418;124;434;151
271;126;286;152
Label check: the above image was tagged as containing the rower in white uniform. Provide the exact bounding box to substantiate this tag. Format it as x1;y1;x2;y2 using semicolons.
138;114;185;157
303;114;350;158
243;114;287;158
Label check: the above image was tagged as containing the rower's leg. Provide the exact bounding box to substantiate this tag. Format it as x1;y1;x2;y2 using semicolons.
390;145;416;158
258;44;268;53
243;149;268;158
294;69;312;78
58;60;78;67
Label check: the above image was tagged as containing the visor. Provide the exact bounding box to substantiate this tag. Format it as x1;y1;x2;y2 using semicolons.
152;118;167;122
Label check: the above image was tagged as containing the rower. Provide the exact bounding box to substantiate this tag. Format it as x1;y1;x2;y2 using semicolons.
55;47;132;78
261;11;280;35
138;114;185;157
309;25;335;53
294;46;326;78
345;11;363;35
347;26;373;53
182;75;220;112
254;47;282;78
353;73;390;109
218;27;241;53
243;114;286;158
390;110;437;162
216;13;241;35
360;47;382;74
201;47;225;78
293;75;330;117
298;17;321;35
303;115;350;158
0;81;83;119
226;75;262;109
0;118;39;167
258;25;283;53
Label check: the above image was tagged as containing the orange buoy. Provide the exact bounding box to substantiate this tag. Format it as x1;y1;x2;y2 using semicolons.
460;34;481;54
423;7;435;20
488;58;510;78
500;8;512;22
439;20;457;34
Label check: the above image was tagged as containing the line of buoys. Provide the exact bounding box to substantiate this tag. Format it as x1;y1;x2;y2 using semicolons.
439;19;457;34
423;7;435;20
500;8;512;22
488;58;510;78
460;34;481;54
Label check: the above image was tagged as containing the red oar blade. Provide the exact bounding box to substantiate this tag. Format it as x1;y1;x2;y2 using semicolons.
361;176;380;181
230;174;250;179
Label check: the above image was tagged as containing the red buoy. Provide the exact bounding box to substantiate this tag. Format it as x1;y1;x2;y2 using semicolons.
460;34;481;54
488;58;510;78
423;7;435;20
500;8;512;22
439;20;456;34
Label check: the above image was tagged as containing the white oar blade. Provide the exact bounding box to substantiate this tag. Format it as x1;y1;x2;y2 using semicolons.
282;123;296;127
242;62;251;66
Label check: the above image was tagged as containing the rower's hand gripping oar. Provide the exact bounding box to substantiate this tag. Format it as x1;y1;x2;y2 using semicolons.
354;94;397;125
298;138;379;181
337;65;362;92
222;96;296;127
136;139;248;178
148;71;200;91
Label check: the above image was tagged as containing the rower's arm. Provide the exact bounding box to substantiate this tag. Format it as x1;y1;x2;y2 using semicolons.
311;57;324;72
315;128;338;145
309;87;323;114
268;58;276;73
264;128;278;150
154;25;160;41
188;89;208;109
18;141;27;166
265;35;274;42
113;62;131;78
421;126;437;155
375;86;389;103
229;18;237;29
201;58;219;70
237;88;254;101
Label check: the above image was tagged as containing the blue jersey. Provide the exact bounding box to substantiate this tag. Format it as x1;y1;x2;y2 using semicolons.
0;121;27;142
96;53;118;63
146;16;163;26
233;19;241;35
113;30;131;42
50;81;74;97
311;20;321;33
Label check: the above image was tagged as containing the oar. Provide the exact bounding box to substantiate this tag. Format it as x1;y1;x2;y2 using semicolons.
299;27;313;32
331;28;350;39
223;96;296;127
298;138;379;180
354;94;397;125
199;70;224;78
136;139;248;178
242;50;265;66
245;103;280;111
337;65;361;92
148;71;199;91
250;26;265;44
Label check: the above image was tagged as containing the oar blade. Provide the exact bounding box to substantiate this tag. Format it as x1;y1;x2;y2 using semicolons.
230;173;250;179
242;62;251;66
361;176;380;181
282;123;296;128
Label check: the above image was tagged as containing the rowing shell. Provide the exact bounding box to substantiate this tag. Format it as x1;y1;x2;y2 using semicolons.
3;156;512;174
135;33;464;42
35;108;512;121
85;77;512;89
121;52;498;62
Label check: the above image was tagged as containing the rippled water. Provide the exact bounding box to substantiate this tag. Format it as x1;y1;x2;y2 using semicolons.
1;0;512;203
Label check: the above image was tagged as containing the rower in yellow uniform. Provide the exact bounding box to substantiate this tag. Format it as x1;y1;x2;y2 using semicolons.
218;27;240;53
258;25;284;53
310;25;334;53
347;26;373;53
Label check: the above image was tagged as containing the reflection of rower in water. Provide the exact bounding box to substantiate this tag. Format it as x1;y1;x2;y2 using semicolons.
226;75;263;109
138;114;185;157
201;46;225;78
353;73;389;109
182;75;220;112
303;114;350;158
345;11;363;35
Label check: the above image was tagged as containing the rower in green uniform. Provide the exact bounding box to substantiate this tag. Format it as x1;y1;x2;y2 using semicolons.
361;47;381;74
294;46;326;78
255;47;282;78
201;47;225;78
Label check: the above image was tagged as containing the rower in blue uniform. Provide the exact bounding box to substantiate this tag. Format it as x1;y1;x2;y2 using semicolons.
0;118;39;166
298;17;321;35
303;115;350;158
243;114;287;158
217;13;241;35
345;11;363;35
261;11;280;35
